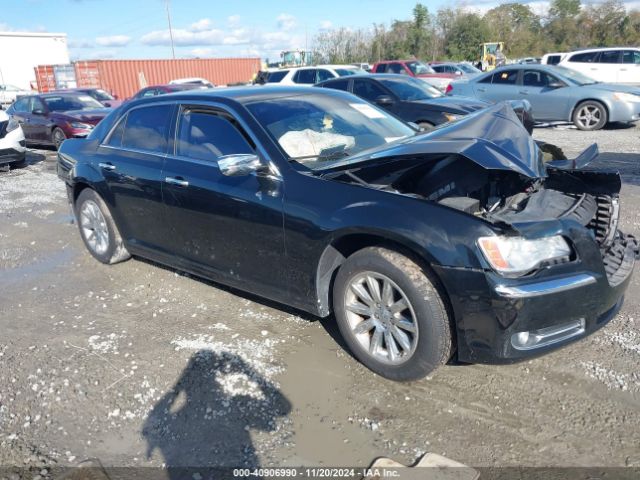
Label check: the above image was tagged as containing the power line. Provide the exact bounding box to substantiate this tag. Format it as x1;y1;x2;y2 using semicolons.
165;0;176;59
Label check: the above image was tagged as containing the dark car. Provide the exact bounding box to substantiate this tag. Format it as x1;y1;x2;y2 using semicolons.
7;93;112;149
55;88;123;108
317;74;489;130
130;83;206;101
57;87;637;381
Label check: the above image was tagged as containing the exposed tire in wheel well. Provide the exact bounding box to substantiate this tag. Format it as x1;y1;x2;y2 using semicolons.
315;234;454;327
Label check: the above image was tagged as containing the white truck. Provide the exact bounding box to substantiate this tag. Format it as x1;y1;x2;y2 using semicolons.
0;31;70;101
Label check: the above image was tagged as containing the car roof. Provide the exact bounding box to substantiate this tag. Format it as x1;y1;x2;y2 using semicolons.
568;46;640;53
128;85;352;105
319;73;416;82
375;60;421;64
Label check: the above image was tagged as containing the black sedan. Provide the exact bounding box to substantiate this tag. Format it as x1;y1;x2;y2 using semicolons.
57;87;636;381
317;73;489;130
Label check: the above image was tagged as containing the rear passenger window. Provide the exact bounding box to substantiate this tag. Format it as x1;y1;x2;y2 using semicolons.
491;70;518;85
569;51;600;63
374;64;387;73
176;110;254;161
121;104;172;153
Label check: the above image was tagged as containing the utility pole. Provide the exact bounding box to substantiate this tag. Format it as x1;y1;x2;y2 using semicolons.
166;0;176;59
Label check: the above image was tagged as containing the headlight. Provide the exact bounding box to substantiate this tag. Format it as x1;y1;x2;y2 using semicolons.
68;122;93;130
6;117;20;132
443;112;462;122
478;235;571;275
613;92;640;103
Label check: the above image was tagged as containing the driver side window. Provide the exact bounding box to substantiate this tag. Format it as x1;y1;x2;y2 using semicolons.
353;80;387;101
176;109;254;162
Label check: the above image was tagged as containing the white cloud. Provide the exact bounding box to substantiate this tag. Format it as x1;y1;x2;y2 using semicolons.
0;23;13;32
276;13;296;32
228;15;241;28
95;35;131;47
319;20;333;30
189;18;212;32
190;47;216;57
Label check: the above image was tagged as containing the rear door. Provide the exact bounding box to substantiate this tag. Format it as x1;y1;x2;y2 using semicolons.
596;50;622;83
620;50;640;84
161;104;286;297
97;103;174;252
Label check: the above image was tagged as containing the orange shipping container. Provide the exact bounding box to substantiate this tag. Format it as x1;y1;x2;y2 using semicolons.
35;58;259;99
73;58;261;99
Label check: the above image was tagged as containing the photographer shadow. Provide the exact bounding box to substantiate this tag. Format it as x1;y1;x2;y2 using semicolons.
142;350;291;478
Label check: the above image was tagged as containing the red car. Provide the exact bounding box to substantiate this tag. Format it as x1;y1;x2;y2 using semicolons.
371;60;457;91
55;88;123;108
6;92;112;149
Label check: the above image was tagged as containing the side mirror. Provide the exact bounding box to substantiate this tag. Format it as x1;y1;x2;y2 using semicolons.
32;108;45;115
218;153;265;177
375;95;395;106
547;81;565;89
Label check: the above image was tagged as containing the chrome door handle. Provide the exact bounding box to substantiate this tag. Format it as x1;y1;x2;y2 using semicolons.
519;90;529;94
98;162;116;171
477;88;486;92
165;176;189;187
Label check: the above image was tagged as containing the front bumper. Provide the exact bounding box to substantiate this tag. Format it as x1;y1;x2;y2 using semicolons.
608;100;640;123
434;231;637;364
0;127;27;165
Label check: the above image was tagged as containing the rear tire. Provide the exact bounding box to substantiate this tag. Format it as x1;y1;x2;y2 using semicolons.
75;189;130;264
572;101;607;131
332;247;453;381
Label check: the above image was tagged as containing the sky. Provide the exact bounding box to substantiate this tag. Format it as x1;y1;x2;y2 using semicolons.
0;0;638;62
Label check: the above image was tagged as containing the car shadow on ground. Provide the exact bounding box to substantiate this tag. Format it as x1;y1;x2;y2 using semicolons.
534;121;637;130
141;349;291;477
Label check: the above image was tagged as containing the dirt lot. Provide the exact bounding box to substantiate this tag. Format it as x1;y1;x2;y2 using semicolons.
1;124;640;477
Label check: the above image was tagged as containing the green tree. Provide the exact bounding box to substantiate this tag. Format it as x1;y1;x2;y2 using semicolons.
485;3;542;57
409;3;432;59
446;12;490;61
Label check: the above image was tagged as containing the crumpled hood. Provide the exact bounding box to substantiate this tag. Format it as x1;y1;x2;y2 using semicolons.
53;108;111;125
325;102;545;178
413;96;489;113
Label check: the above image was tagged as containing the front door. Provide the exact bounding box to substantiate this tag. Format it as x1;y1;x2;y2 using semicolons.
97;103;174;253
519;70;571;122
161;105;286;298
28;97;51;142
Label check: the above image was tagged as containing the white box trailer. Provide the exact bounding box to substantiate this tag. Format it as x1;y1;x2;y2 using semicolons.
0;32;70;91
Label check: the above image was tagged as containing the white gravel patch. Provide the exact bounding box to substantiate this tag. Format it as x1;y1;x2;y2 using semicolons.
0;167;65;211
581;361;640;392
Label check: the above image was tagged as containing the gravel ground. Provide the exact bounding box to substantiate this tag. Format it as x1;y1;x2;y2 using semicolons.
1;127;640;477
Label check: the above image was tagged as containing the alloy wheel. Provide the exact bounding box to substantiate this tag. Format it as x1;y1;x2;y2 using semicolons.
576;105;602;129
80;200;109;255
53;129;66;149
343;272;419;365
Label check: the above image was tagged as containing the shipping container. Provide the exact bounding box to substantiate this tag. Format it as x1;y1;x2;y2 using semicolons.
73;58;261;99
0;32;70;90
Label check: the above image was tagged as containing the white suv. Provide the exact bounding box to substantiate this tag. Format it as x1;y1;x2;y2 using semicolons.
559;47;640;84
0;109;27;168
261;65;362;86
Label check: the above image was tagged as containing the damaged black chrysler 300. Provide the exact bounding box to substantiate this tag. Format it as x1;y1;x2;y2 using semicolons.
57;87;638;381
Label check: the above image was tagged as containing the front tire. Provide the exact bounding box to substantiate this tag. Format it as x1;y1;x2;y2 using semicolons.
52;127;67;150
75;189;130;264
572;101;607;131
332;247;452;381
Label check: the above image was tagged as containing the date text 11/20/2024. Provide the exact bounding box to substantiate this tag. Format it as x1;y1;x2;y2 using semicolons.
233;468;402;478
